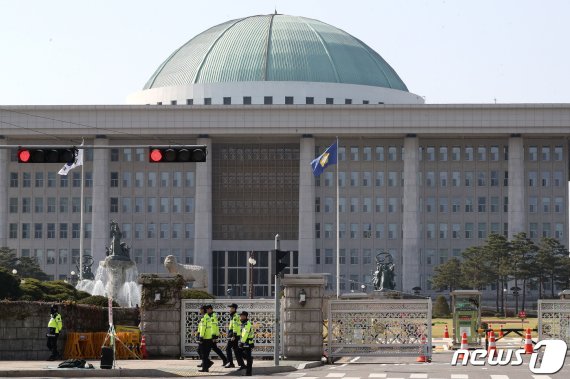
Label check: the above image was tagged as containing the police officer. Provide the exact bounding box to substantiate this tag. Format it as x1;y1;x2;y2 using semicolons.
208;305;228;366
238;311;255;376
46;305;63;361
224;303;246;369
196;305;209;368
197;304;214;372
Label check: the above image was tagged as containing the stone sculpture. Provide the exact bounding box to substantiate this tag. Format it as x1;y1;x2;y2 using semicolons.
163;255;208;289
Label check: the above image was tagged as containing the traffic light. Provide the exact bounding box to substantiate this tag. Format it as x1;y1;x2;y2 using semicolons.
273;249;289;276
17;148;78;164
149;146;207;163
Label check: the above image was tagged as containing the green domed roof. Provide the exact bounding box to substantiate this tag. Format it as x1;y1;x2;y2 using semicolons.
144;14;408;91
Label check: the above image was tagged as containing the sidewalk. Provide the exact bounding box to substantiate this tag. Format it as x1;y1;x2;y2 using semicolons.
0;357;322;377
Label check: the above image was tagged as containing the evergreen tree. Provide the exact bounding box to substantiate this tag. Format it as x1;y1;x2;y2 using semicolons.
510;232;538;311
0;247;49;281
431;258;467;295
537;238;568;298
482;233;511;312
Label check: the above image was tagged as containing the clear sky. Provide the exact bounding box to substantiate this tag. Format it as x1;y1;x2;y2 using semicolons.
1;0;569;105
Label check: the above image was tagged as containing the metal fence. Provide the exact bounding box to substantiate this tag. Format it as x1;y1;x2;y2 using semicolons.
538;300;570;344
181;299;276;357
327;299;432;359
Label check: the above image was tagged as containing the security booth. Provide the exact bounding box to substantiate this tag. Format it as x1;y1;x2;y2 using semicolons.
451;290;481;346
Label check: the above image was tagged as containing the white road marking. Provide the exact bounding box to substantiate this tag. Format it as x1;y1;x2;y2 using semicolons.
410;375;428;379
344;377;361;379
490;376;509;379
287;374;306;377
369;374;387;378
533;377;551;379
451;375;469;379
350;357;361;363
339;363;348;368
326;374;346;378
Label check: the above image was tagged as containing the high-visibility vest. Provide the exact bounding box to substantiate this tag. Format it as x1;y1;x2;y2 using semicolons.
210;312;220;337
240;320;254;344
227;312;241;336
48;313;63;334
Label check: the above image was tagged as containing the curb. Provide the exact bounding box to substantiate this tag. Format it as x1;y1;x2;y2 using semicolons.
0;362;321;377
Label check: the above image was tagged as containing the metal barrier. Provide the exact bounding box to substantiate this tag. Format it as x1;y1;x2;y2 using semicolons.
181;299;276;357
538;300;570;344
327;299;432;359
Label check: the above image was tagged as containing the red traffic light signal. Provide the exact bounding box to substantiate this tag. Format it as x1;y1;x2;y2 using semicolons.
17;148;77;164
148;146;207;163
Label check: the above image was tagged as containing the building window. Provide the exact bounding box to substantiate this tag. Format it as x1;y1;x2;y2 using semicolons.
34;197;44;213
34;223;43;239
350;249;359;264
22;197;30;213
363;100;369;104
285;96;294;104
542;197;550;213
345;99;352;104
72;172;81;187
542;223;551;238
59;197;68;213
110;172;119;187
204;98;212;105
477;171;486;186
451;146;461;161
23;172;31;187
554;146;563;161
465;146;473;161
465;223;473;239
388;147;397;161
185;224;194;239
465;197;473;212
10;173;18;187
528;146;537;161
186;99;193;105
315;223;320;239
264;96;273;105
528;171;537;186
59;223;68;239
478;197;486;212
477;146;486;161
147;223;156;238
147;197;156;213
72;223;80;238
325;249;333;264
35;172;44;187
110;198;118;213
9;223;17;239
9;198;17;213
110;148;119;161
375;224;384;239
326;98;334;104
223;97;231;105
243;96;252;105
170;100;177;105
350;223;358;239
22;223;30;239
306;97;314;104
541;171;550;187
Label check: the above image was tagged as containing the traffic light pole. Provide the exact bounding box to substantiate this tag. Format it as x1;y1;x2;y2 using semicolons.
274;233;280;366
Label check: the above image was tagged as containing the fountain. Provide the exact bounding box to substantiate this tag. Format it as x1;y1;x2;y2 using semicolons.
77;220;141;307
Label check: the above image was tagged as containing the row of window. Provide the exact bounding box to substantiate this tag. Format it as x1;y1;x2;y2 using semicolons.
316;170;565;188
109;197;194;213
17;248;193;266
315;196;565;214
9;172;92;188
160;97;374;106
110;171;195;188
8;196;196;214
315;222;564;240
317;145;564;162
8;222;195;240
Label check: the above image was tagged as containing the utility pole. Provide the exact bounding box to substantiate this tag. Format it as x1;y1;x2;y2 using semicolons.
274;234;280;366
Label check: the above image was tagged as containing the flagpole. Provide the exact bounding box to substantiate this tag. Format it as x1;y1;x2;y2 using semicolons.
79;144;84;281
336;136;340;299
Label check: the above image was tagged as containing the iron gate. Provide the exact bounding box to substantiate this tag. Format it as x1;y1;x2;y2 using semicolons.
181;299;276;357
327;299;432;359
538;300;570;345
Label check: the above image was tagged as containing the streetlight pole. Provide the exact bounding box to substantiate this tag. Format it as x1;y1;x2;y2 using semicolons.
503;288;508;318
248;252;256;299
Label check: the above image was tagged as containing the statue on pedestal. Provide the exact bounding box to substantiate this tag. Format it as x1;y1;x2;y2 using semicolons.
373;251;396;291
105;220;131;261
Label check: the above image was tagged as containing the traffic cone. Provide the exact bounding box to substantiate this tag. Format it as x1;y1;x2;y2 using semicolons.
416;334;428;362
488;324;493;338
487;331;497;358
444;324;450;338
457;332;469;360
499;325;504;338
524;328;533;354
140;334;148;359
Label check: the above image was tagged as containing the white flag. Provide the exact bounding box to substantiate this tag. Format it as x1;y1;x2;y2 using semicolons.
58;145;84;176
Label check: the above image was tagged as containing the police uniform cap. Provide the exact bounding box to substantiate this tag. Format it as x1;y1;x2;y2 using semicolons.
240;311;249;317
229;303;238;309
205;304;213;309
50;305;58;312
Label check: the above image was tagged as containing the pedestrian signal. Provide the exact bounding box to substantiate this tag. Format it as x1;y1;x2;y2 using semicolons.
273;249;289;276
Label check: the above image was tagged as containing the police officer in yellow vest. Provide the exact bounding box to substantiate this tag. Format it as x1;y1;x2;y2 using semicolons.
238;311;255;376
46;305;63;360
224;303;246;369
198;304;227;372
209;306;228;366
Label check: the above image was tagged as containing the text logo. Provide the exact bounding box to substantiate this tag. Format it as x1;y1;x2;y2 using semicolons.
450;339;567;374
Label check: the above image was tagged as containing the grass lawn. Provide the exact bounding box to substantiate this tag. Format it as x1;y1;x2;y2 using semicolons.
432;317;538;338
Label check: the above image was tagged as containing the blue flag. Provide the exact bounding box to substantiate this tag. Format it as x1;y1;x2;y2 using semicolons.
311;142;338;177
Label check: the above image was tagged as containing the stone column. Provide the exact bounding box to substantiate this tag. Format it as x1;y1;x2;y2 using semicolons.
139;274;183;357
298;136;315;273
281;274;325;360
508;135;525;238
0;137;7;247
402;135;420;293
194;137;212;290
91;136;110;263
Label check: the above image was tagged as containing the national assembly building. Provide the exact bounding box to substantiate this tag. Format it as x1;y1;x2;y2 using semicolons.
1;14;569;299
